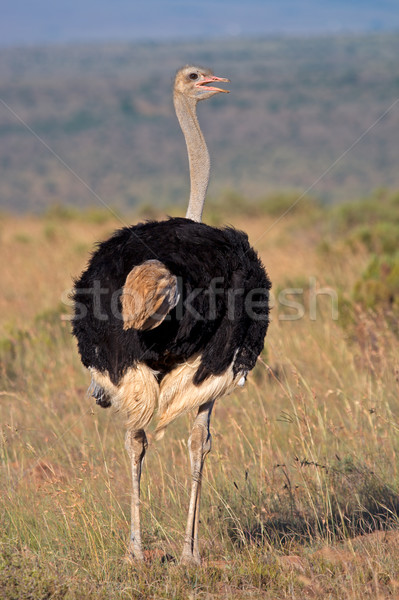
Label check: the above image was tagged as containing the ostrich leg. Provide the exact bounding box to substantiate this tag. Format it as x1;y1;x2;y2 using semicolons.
181;400;215;566
125;429;148;561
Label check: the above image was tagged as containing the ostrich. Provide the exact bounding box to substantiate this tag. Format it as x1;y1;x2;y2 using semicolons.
72;65;271;566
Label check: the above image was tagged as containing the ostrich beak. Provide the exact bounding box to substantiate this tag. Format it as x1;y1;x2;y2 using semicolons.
197;75;230;93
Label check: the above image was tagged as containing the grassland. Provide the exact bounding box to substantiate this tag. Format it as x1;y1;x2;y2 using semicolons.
1;33;399;213
1;190;399;598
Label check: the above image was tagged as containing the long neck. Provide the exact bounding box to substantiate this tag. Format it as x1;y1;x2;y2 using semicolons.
174;91;210;222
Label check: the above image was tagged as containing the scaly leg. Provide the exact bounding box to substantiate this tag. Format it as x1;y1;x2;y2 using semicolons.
181;400;215;566
125;429;147;561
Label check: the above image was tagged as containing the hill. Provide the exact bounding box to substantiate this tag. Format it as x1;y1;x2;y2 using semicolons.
1;33;399;212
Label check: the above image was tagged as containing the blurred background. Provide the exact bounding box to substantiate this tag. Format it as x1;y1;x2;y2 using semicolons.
1;0;399;212
2;5;399;597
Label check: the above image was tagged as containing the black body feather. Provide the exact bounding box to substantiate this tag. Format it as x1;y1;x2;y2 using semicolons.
72;217;271;385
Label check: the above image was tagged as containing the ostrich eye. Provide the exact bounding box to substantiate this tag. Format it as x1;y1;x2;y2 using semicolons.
189;73;199;80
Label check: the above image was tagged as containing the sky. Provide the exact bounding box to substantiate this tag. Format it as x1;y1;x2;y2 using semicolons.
1;0;399;46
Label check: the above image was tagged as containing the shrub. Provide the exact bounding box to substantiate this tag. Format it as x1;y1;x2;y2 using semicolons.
353;253;399;312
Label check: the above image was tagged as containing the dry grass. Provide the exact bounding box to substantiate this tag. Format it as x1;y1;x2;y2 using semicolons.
1;199;399;598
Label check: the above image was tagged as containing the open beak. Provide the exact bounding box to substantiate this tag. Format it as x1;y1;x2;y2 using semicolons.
197;75;230;93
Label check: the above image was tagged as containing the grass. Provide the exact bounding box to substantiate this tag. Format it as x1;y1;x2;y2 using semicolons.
1;195;399;598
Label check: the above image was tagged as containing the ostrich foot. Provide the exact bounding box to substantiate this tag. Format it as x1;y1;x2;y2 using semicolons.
124;539;145;563
180;549;201;567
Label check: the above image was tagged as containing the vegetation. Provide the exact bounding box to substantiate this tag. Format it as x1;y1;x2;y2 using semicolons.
1;33;399;212
1;190;399;598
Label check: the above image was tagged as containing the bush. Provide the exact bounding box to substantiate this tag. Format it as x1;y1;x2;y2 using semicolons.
353;253;399;312
257;191;321;218
331;189;399;233
346;222;398;255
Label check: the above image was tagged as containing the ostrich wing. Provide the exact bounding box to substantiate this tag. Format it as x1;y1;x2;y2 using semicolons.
121;260;179;331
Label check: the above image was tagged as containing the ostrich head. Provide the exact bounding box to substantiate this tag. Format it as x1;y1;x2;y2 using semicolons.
174;65;229;102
